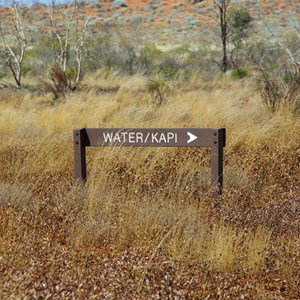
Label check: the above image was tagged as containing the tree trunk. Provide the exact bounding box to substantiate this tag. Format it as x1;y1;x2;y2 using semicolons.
220;3;228;73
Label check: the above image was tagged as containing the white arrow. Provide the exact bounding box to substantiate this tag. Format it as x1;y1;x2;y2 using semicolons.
187;132;198;144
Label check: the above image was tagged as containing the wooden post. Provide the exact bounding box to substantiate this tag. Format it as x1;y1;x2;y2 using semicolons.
73;128;87;182
211;128;226;195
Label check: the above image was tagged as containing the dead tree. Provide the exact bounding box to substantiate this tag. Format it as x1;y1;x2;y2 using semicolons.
50;0;94;90
74;4;94;86
0;0;27;87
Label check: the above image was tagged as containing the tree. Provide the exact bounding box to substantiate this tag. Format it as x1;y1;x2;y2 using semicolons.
0;0;27;87
227;5;253;67
49;0;94;90
228;6;252;42
199;1;252;73
213;0;231;73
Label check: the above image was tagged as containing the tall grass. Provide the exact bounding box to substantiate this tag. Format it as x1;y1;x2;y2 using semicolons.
0;74;299;297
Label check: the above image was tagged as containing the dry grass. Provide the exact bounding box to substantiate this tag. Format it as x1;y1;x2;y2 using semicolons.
0;74;299;299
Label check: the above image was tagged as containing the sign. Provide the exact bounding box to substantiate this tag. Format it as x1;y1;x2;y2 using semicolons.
77;128;222;147
73;128;226;194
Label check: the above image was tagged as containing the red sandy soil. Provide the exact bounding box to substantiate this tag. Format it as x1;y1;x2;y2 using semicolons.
0;0;296;28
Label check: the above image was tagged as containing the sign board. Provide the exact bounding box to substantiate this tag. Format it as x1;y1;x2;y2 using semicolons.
73;128;226;194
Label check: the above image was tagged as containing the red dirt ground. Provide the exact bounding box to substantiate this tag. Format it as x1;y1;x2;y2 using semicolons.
0;0;296;29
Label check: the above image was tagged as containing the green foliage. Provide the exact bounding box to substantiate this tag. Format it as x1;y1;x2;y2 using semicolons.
169;44;190;56
137;43;163;75
228;5;253;43
146;78;168;106
84;33;120;75
65;67;78;82
230;67;249;80
22;64;32;76
159;57;181;79
227;5;253;68
24;48;40;60
21;35;60;76
283;69;299;84
144;43;163;60
160;66;178;79
0;69;7;80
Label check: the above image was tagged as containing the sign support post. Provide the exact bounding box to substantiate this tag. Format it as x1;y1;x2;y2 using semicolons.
74;128;87;181
211;129;225;195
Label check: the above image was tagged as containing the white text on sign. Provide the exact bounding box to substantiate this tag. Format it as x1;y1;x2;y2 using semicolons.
102;131;178;144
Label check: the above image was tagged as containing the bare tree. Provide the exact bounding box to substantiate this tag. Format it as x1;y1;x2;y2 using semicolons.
50;0;75;73
49;0;94;89
74;4;94;86
261;1;300;69
0;0;27;87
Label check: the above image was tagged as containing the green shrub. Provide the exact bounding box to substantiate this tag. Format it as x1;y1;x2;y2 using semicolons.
22;64;32;76
159;57;181;79
65;67;78;82
230;67;249;80
283;70;299;84
137;44;163;75
146;78;168;106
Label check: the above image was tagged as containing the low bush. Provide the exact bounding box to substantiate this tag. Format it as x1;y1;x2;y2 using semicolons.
159;57;181;79
146;78;168;106
230;67;249;80
259;67;300;114
39;64;77;102
112;0;128;9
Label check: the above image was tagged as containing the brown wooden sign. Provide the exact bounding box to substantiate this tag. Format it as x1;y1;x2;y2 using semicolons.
73;128;226;194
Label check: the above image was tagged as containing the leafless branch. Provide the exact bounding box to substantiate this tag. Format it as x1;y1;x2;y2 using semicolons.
0;0;27;87
47;0;94;94
74;6;95;86
261;15;300;67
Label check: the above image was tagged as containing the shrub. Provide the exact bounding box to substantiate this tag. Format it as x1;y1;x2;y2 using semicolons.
131;14;145;24
230;67;249;80
160;66;178;79
228;5;253;42
146;78;168;106
228;5;253;67
22;64;32;76
259;67;300;114
84;35;118;75
159;57;181;79
119;43;137;75
112;0;128;9
283;70;299;84
65;67;78;83
39;64;76;102
137;43;163;75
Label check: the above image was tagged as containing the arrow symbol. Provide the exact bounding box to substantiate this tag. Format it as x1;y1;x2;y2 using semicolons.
187;132;198;144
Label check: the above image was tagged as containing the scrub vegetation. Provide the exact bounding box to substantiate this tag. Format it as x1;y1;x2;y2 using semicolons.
0;0;299;299
0;74;299;299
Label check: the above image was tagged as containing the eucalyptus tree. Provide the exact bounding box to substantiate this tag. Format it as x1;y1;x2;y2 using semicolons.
49;0;95;90
0;0;27;87
199;0;252;72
